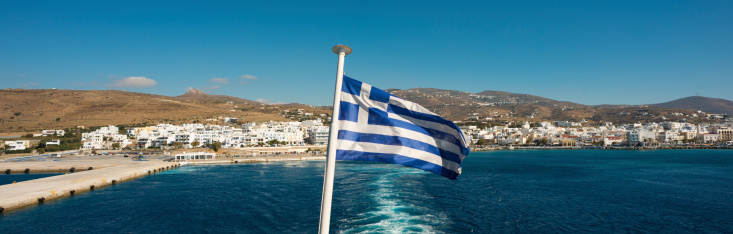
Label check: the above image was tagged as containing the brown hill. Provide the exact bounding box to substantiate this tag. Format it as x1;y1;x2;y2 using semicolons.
649;96;733;114
386;88;726;124
387;88;594;121
0;89;330;133
175;88;263;106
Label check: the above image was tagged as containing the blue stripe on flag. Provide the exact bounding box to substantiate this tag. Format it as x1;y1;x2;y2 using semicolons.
336;150;459;180
342;76;362;96
368;86;392;103
338;130;462;164
338;101;360;122
367;107;466;152
387;104;470;155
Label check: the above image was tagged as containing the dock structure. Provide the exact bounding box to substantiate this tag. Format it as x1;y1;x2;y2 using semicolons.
0;155;325;214
0;160;179;213
178;155;326;165
1;160;116;174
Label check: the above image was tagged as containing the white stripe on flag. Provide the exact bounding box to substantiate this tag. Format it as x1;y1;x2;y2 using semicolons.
338;120;465;159
386;112;467;145
336;140;461;174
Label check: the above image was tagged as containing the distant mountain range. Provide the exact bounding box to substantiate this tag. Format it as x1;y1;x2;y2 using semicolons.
0;87;729;133
594;96;733;114
649;96;733;114
386;88;730;123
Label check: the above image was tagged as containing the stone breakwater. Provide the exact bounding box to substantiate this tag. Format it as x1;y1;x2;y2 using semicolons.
178;156;326;165
0;155;327;214
0;160;180;213
2;161;111;174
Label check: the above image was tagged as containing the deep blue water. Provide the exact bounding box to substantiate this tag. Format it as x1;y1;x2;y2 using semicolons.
0;173;62;186
1;150;732;233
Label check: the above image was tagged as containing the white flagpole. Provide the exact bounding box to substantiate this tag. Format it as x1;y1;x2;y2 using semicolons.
319;44;352;234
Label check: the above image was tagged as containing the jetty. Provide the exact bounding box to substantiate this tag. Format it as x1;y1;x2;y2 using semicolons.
0;155;326;214
0;158;180;213
179;155;326;165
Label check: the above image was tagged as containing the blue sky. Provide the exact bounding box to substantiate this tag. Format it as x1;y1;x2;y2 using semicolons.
1;1;731;106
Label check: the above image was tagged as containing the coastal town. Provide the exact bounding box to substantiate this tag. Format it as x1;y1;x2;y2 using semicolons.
3;114;732;157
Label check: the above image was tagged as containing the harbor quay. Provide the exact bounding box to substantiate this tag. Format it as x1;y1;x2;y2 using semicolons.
0;158;180;213
180;155;326;165
1;160;115;174
0;155;324;214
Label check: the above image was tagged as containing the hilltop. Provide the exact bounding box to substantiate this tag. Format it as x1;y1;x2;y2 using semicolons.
649;96;733;114
175;88;262;106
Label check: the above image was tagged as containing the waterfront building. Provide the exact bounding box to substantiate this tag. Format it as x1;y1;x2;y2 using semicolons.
698;133;720;143
174;152;217;160
711;127;733;141
657;131;680;143
308;126;330;145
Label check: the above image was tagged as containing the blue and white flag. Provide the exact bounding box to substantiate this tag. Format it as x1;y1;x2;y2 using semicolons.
335;76;471;180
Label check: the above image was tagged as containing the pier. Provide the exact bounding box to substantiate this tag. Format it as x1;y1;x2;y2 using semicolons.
0;155;326;214
179;155;326;165
0;158;179;213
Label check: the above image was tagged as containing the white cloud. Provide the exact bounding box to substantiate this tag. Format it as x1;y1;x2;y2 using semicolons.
22;82;40;88
241;74;257;80
109;76;158;88
256;98;285;105
240;74;258;84
211;77;229;84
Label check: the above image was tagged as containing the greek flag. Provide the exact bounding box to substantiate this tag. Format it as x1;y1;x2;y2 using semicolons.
335;76;471;180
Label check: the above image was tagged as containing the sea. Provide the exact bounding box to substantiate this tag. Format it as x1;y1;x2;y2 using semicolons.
0;173;62;186
1;149;732;233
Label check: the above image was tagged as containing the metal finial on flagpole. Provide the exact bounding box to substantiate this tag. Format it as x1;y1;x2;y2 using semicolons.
332;45;352;55
319;44;351;234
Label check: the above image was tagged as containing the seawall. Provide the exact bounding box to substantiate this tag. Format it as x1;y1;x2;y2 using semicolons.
179;156;326;165
0;160;180;213
0;155;326;214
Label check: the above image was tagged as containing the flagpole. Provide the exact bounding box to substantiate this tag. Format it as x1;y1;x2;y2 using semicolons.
319;44;352;234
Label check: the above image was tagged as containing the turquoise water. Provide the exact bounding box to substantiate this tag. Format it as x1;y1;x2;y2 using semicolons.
0;150;732;233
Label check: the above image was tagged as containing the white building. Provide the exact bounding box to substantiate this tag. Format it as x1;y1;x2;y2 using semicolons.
42;129;65;136
626;128;656;145
308;126;330;145
82;125;131;149
4;140;30;151
698;133;719;143
174;152;217;160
